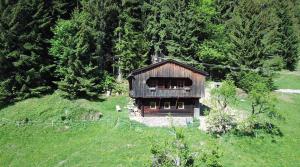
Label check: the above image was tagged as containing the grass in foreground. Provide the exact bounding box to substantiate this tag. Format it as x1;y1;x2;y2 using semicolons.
1;92;300;166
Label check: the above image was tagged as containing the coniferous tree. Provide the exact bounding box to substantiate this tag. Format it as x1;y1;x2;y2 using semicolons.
50;1;106;99
0;0;75;105
103;0;121;74
114;0;148;77
196;0;234;78
275;0;300;70
143;0;213;65
226;0;282;70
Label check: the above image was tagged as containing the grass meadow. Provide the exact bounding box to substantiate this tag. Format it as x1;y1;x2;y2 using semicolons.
1;68;300;166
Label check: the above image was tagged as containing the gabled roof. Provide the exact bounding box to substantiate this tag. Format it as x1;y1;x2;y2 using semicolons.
128;59;208;78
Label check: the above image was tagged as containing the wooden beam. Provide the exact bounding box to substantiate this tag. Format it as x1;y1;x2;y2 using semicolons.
175;97;179;109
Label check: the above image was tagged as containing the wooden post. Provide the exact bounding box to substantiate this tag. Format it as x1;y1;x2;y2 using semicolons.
140;99;144;117
194;99;200;119
142;104;144;117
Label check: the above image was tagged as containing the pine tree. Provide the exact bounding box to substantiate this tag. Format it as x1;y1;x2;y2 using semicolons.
0;0;77;105
50;1;106;99
103;0;121;74
275;0;300;70
143;0;206;64
114;0;148;77
226;0;282;70
196;0;234;78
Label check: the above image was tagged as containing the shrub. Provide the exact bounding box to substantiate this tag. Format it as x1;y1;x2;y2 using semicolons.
235;116;283;137
206;110;236;135
235;72;274;92
151;128;223;166
101;71;116;93
151;128;194;167
201;146;223;167
235;79;283;136
113;81;128;95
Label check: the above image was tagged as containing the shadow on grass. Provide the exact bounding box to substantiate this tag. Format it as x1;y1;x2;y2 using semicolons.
200;103;211;116
0;102;15;110
232;122;283;138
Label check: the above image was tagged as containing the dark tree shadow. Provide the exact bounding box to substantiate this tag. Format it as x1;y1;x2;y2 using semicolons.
200;103;211;116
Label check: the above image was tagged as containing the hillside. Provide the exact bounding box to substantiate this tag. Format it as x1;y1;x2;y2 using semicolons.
1;72;300;166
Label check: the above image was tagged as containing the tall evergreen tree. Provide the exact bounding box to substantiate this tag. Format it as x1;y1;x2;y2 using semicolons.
50;1;106;99
114;0;148;77
143;0;212;65
196;0;233;78
226;0;282;70
0;0;75;103
275;0;300;70
103;0;121;74
0;0;75;105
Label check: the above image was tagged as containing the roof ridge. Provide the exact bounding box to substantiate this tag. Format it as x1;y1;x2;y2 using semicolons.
128;59;208;77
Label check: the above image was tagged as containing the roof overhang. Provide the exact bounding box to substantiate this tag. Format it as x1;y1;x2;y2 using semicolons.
127;59;208;79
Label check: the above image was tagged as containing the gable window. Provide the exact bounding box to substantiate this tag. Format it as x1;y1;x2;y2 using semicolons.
164;102;171;109
150;102;156;109
177;102;184;109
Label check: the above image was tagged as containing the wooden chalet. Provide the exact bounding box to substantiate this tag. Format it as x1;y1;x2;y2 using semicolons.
128;60;208;117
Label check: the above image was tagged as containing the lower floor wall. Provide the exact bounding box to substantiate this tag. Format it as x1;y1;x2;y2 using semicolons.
136;98;199;116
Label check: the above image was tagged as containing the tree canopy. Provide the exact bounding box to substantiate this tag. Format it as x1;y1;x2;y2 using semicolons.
0;0;299;102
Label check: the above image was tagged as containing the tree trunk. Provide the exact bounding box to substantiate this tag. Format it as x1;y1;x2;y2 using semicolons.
117;64;122;82
116;19;122;82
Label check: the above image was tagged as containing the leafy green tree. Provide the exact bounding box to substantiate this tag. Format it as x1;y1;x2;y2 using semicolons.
211;79;237;111
50;2;106;99
237;71;274;93
237;77;282;136
248;82;277;117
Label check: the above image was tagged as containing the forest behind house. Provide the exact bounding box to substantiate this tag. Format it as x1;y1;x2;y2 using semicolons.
0;0;299;103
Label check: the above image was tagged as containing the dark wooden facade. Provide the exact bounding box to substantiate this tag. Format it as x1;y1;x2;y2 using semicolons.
128;60;207;117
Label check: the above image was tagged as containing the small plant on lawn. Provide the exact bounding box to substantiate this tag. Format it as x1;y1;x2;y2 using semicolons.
101;71;116;94
200;145;223;167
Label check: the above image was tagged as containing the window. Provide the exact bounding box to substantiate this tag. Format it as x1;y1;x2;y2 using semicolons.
150;102;156;109
165;80;171;89
177;102;184;109
148;80;156;88
164;102;171;109
177;80;184;88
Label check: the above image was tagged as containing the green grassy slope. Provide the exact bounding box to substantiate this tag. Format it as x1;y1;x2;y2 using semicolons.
220;93;300;167
274;62;300;89
1;67;300;166
1;93;300;166
0;94;207;166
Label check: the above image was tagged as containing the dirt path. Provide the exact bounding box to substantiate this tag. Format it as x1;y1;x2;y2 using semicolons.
275;89;300;94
